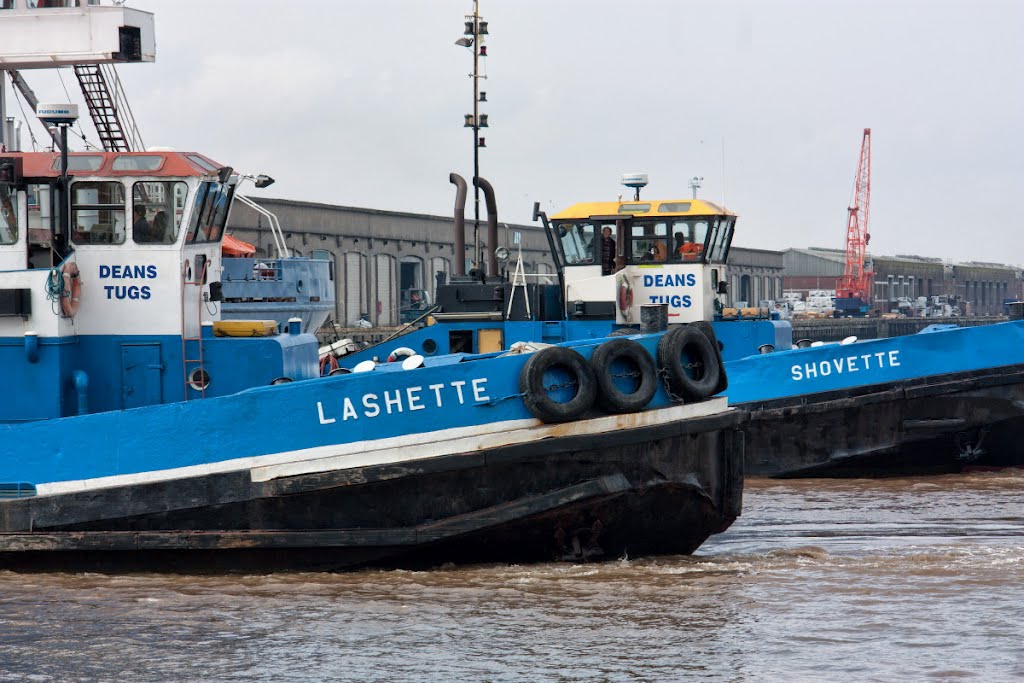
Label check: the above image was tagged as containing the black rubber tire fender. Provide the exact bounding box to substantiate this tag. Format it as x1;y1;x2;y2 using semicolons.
609;327;640;337
656;325;722;402
588;338;658;413
519;346;597;423
687;320;728;395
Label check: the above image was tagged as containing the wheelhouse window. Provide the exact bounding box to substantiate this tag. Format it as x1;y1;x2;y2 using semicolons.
0;182;16;245
113;155;165;172
617;203;651;214
186;154;218;173
554;221;596;265
628;221;670;263
71;181;126;245
706;218;734;263
670;219;710;262
51;155;104;172
132;181;188;244
185;180;234;244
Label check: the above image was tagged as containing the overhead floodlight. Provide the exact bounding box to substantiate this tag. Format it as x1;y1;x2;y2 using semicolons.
254;174;275;189
455;37;473;47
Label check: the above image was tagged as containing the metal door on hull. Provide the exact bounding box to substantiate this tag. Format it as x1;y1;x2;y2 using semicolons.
121;343;163;409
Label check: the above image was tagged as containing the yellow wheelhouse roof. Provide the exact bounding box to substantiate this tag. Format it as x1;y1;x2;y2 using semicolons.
550;199;736;220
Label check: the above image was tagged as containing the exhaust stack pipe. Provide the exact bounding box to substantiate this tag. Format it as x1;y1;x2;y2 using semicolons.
449;173;467;276
473;176;499;277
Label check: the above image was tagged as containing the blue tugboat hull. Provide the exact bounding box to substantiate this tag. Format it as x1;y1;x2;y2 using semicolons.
0;334;744;571
342;319;1024;477
0;401;743;572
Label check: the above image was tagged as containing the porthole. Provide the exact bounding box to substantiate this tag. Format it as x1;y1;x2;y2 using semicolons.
188;368;210;391
422;338;438;355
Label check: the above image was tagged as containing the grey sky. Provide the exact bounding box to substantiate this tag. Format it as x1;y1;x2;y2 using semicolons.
10;0;1023;263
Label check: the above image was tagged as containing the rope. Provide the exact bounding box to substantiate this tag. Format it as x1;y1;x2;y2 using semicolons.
45;267;65;315
319;354;340;377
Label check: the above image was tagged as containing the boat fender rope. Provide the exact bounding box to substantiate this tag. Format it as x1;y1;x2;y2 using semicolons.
588;338;657;413
518;346;597;423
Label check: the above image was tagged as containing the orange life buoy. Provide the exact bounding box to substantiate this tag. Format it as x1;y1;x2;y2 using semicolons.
61;261;82;317
617;273;633;319
387;346;415;363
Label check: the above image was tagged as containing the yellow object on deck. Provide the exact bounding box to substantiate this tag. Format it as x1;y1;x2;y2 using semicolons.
212;320;279;337
478;328;504;353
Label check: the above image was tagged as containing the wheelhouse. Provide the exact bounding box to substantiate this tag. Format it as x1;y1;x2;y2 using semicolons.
549;199;736;270
0;151;232;271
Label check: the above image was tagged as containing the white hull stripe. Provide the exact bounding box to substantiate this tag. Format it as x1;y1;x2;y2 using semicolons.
34;399;730;497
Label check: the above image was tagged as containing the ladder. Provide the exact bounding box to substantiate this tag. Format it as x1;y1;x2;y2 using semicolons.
180;259;208;400
73;64;144;152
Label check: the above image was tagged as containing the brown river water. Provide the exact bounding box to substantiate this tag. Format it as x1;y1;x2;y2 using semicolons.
1;471;1021;682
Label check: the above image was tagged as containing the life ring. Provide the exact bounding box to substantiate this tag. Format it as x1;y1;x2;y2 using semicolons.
518;346;597;423
656;325;722;402
588;338;657;413
387;346;416;363
61;261;82;318
616;272;633;321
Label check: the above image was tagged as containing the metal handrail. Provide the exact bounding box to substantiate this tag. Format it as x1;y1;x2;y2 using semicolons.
234;193;289;258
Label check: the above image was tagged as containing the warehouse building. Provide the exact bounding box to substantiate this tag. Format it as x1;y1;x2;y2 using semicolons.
782;247;1022;315
227;197;793;326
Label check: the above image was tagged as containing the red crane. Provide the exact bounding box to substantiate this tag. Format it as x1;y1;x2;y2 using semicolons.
835;128;873;315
